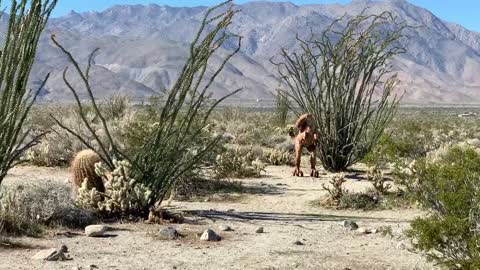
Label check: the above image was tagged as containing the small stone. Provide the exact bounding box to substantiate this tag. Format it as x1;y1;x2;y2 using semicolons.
59;244;68;253
32;248;57;260
468;138;480;147
293;240;304;245
341;220;359;231
219;224;233;231
371;228;379;234
227;209;235;212
255;227;264;233
397;242;407;250
89;265;98;270
159;227;179;240
85;225;108;237
357;228;372;234
31;248;71;261
200;229;221;241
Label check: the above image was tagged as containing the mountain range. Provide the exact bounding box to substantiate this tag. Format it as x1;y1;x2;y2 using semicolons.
25;0;480;104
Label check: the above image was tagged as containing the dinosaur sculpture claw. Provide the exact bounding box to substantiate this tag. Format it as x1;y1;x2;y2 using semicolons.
293;168;304;177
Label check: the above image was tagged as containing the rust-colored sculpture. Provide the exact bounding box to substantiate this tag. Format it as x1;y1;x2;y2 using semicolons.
290;114;319;177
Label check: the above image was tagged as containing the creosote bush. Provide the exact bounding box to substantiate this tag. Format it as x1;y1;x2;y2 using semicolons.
406;146;480;269
273;11;407;172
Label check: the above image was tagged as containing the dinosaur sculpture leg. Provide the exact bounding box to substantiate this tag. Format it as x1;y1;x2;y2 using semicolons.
308;145;319;178
293;140;304;177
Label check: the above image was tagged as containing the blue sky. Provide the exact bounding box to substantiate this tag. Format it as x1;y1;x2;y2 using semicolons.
9;0;480;32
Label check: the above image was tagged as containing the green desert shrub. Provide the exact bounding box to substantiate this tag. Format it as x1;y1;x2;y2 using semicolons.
338;192;379;210
363;119;438;168
406;146;480;269
363;114;478;169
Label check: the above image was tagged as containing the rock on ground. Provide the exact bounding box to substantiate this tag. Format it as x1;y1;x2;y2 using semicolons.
218;225;233;232
357;228;372;235
159;227;179;240
200;229;221;241
255;227;264;233
85;225;108;237
342;220;359;231
31;245;71;261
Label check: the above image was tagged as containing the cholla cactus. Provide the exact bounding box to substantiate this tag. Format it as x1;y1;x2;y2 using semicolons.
263;149;293;166
251;158;266;177
214;147;265;178
367;167;392;195
76;181;104;209
322;174;347;202
76;160;151;216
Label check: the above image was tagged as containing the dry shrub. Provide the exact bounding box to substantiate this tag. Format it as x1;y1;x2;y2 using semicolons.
0;180;98;236
320;174;379;210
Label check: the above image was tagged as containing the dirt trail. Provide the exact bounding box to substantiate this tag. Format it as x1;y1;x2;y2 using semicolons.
1;165;435;270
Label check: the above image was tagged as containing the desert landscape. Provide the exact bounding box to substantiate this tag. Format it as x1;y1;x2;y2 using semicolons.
1;0;480;270
1;164;433;270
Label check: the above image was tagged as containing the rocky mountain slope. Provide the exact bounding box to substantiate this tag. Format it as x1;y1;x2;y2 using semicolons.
28;0;480;104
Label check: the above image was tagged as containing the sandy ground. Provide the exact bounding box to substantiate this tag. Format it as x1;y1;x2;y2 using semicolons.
0;165;436;270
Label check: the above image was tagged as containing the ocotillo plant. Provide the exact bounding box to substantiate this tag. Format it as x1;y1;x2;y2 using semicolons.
51;0;242;215
275;90;289;127
272;11;407;172
0;0;57;185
